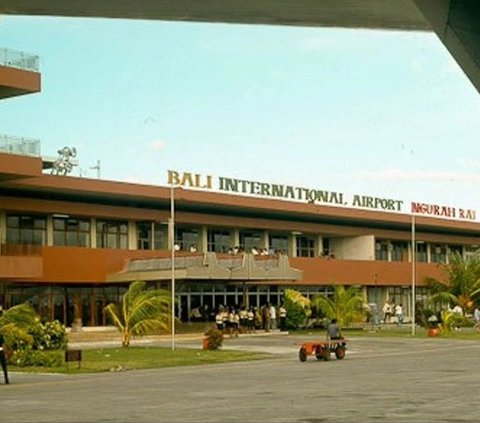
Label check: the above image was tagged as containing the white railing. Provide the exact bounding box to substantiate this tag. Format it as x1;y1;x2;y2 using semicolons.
0;47;39;72
0;134;41;157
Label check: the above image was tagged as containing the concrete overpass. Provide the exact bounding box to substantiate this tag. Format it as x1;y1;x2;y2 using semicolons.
0;0;479;93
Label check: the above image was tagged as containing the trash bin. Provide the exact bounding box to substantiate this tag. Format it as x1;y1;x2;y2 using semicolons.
427;315;439;337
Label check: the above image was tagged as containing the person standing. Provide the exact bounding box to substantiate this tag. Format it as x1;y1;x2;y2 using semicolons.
0;334;10;385
279;303;287;331
473;306;480;332
269;303;277;331
382;300;393;324
395;303;404;325
262;304;270;332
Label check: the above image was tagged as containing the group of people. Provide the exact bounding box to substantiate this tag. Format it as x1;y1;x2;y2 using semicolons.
382;300;404;325
227;246;285;256
214;303;288;336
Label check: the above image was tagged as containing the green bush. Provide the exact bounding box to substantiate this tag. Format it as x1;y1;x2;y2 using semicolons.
204;327;224;350
284;289;311;330
4;317;67;367
285;299;308;330
11;349;64;367
30;319;68;351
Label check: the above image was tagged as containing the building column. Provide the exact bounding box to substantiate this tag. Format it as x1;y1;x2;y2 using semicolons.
316;234;323;257
199;225;208;253
0;211;6;245
261;230;269;250
91;218;97;248
128;221;136;250
289;233;297;257
232;229;240;249
46;215;53;246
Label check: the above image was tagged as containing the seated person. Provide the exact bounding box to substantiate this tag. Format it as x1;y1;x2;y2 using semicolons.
326;318;342;340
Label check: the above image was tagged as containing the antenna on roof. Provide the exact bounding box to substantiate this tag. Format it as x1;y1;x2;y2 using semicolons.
90;160;101;179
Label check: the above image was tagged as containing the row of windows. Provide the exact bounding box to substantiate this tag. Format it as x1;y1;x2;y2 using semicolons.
3;214;323;256
3;214;476;261
375;240;468;264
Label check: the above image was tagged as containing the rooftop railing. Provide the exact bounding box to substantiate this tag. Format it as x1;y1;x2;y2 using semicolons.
0;47;40;72
0;134;41;157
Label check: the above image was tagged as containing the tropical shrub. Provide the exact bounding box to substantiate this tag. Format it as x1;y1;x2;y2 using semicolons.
284;289;311;329
415;302;437;328
204;327;223;350
11;349;64;367
439;310;466;333
0;303;68;367
30;319;68;351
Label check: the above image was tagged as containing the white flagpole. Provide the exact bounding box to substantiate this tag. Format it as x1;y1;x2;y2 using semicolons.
411;213;416;336
171;184;175;350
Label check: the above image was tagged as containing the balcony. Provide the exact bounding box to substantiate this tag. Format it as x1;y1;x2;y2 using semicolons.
0;134;41;157
0;137;43;180
0;244;43;279
0;47;41;99
1;47;39;72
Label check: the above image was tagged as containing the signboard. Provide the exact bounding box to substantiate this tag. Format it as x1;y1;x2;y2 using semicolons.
167;170;477;222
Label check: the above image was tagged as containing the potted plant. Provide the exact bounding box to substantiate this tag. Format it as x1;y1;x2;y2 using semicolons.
203;327;223;350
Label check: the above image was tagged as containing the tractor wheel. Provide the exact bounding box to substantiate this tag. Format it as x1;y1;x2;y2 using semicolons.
299;347;307;362
323;348;331;361
335;346;346;360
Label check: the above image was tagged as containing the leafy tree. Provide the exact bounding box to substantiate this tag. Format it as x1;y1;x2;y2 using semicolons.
426;252;480;312
103;281;172;347
311;285;365;327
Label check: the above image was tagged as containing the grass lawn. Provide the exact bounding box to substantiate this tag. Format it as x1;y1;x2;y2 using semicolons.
10;346;273;374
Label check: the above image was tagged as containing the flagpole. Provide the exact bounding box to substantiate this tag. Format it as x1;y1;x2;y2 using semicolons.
411;213;416;336
170;183;175;350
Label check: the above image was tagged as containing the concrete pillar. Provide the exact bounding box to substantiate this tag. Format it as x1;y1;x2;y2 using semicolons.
91;218;97;248
289;233;297;257
232;229;240;249
0;211;6;245
261;230;269;250
199;225;208;253
128;221;136;250
46;215;53;246
316;234;323;257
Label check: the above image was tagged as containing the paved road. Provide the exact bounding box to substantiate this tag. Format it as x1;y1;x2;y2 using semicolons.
1;335;479;422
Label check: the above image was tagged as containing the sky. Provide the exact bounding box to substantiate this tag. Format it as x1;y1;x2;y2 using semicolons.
1;16;480;215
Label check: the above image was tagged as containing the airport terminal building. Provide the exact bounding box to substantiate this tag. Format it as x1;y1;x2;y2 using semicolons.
2;47;480;327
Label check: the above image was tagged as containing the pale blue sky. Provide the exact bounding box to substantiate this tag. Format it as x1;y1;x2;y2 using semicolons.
1;16;480;213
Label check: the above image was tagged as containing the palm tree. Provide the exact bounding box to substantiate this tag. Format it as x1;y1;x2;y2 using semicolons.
311;285;365;327
103;281;172;347
0;303;38;334
425;252;480;312
0;303;38;348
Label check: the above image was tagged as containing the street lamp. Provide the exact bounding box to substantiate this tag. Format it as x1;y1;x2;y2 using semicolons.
170;183;175;350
